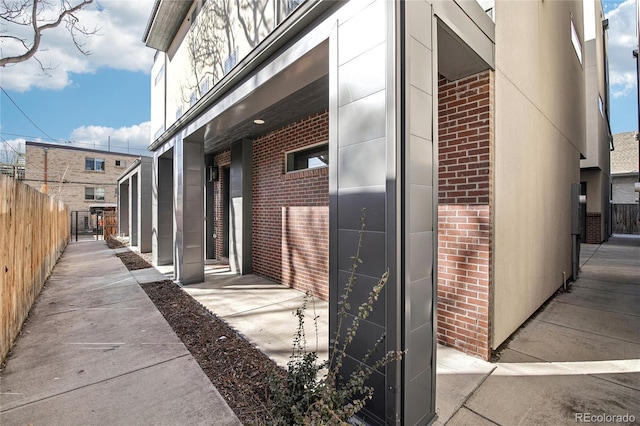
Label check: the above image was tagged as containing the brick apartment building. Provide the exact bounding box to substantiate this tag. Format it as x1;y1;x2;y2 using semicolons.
24;142;141;231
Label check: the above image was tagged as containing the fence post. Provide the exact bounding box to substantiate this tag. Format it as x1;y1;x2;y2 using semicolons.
75;211;78;242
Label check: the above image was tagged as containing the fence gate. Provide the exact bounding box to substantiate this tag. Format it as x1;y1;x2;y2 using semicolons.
70;210;100;241
103;210;118;239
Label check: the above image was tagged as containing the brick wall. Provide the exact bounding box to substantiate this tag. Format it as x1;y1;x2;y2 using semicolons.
585;212;602;244
24;143;139;212
251;112;330;299
438;71;493;360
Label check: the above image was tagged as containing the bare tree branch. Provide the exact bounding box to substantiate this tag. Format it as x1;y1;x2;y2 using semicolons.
0;0;96;67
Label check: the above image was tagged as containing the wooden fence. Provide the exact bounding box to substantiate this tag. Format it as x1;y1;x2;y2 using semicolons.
1;176;69;363
612;204;640;235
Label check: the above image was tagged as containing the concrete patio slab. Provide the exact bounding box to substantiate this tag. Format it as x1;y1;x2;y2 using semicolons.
446;407;497;426
572;277;640;296
554;286;640;316
433;346;495;425
183;272;330;368
504;317;640;362
465;369;640;425
535;300;640;343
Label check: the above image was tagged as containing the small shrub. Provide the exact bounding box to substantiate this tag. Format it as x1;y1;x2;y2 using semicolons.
269;210;403;425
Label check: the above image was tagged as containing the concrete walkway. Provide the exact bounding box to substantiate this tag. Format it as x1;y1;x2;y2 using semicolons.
0;239;239;426
437;234;640;425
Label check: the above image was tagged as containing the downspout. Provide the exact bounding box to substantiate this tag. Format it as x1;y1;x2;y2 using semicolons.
43;146;49;193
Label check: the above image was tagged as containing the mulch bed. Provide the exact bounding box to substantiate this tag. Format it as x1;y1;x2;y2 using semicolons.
115;251;153;270
108;237;283;424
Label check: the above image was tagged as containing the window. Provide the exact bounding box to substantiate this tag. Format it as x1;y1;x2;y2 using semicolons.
284;0;304;15
115;160;126;167
571;15;582;65
176;105;183;120
200;77;210;96
85;187;105;201
154;64;164;86
189;91;198;107
286;143;329;173
189;7;198;26
224;48;238;74
85;158;105;171
598;95;604;118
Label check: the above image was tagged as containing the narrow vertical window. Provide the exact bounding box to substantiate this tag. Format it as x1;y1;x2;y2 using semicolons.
571;15;582;65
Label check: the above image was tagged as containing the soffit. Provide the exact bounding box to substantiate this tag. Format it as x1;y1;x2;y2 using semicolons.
143;0;194;51
200;75;329;154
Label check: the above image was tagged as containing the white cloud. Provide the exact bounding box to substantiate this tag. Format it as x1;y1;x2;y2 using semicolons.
1;0;155;92
606;0;638;98
68;121;151;156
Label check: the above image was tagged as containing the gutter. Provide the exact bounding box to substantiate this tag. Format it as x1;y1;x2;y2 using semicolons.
148;0;341;152
117;158;141;182
142;0;162;45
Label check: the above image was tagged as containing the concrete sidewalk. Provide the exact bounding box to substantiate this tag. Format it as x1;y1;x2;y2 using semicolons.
438;234;640;425
2;234;638;425
0;240;239;426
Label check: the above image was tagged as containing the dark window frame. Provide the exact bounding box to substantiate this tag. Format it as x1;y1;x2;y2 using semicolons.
285;142;329;173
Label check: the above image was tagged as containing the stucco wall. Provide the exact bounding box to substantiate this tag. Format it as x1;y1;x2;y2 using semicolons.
492;0;584;349
152;0;289;136
581;167;610;243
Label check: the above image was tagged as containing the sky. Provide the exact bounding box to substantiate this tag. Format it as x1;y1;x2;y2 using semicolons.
0;0;638;163
0;0;155;160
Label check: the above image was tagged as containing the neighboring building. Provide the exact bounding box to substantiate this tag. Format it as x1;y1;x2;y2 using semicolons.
611;131;639;233
579;0;612;244
143;0;599;422
24;142;140;232
117;157;153;252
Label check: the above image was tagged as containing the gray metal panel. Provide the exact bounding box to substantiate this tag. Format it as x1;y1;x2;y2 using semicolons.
139;157;153;253
433;0;495;67
174;138;205;285
402;1;437;424
130;174;139;246
229;140;252;275
118;182;130;236
330;0;401;423
155;154;174;266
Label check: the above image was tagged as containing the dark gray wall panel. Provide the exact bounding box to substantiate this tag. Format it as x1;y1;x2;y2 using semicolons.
155;155;174;266
118;183;129;236
130;173;139;245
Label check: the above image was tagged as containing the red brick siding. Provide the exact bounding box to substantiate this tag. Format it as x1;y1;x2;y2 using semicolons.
438;71;493;360
585;213;602;244
252;112;329;300
213;150;231;260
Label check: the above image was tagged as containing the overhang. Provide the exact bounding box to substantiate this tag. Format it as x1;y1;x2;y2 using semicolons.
143;0;194;51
